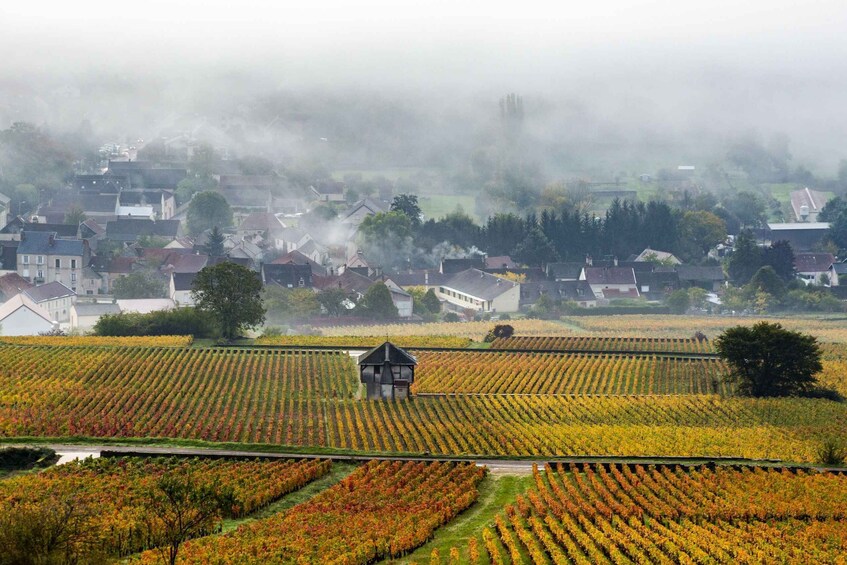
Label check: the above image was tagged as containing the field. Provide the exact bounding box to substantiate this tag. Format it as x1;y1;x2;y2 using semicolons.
3;315;847;563
0;456;329;560
0;335;193;347
2;341;846;462
490;336;714;354
0;346;355;444
413;351;726;395
141;460;486;564
472;463;847;564
320;319;575;341
255;335;472;348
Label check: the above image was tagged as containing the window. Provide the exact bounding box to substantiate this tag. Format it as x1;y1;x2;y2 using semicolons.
71;273;77;283
71;259;77;269
22;255;29;265
298;277;305;287
36;256;44;265
36;269;43;279
55;258;61;268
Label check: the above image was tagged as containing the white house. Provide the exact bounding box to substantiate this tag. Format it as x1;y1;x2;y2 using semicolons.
581;266;640;300
437;269;521;313
23;281;76;323
794;253;835;286
169;272;196;306
0;294;57;335
383;278;414;318
70;302;121;332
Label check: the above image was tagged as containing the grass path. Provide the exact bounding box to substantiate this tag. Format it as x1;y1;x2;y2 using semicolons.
221;462;358;533
390;472;535;564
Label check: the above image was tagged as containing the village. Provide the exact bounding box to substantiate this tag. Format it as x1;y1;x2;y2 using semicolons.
0;147;844;335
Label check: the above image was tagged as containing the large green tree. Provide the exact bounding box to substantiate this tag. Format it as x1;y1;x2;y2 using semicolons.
186;192;233;236
356;211;414;271
714;322;822;397
113;270;167;299
191;262;265;340
390;194;422;226
357;282;398;320
679;210;727;258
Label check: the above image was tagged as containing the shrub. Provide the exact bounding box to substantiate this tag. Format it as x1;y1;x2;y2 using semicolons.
817;437;847;466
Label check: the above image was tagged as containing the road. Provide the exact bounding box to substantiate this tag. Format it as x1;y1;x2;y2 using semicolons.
41;444;539;474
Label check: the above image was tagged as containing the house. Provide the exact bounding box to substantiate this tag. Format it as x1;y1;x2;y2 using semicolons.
341;251;372;278
79;219;106;240
0;192;10;230
297;239;329;265
546;262;587;282
0;241;18;273
485;255;518;270
0;273;33;302
765;223;830;252
218;176;275;212
581;267;639;300
88;256;136;293
116;298;176;314
382;278;414;318
105;219;181;244
830;263;847;286
161;253;209;275
23;281;76;323
313;269;374;302
520;280;597;309
271;250;328;277
261;263;312;289
0;294;56;335
310;180;346;202
70;302;121;332
675;265;725;291
169;272;197;305
117;190;176;220
440;257;485;275
73;173;126;193
794;253;835;286
790;188;829;222
438;268;521;313
79;267;104;295
0;217;79;238
634;248;681;265
340;198;388;228
358;342;417;400
388;270;450;291
17;231;88;290
237;212;286;245
635;270;681;300
107;161;187;189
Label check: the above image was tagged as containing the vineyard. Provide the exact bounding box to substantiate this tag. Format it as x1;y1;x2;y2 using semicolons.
319;319;574;341
141;460;486;564
0;456;330;559
470;463;847;564
562;314;847;343
0;335;193;347
413;351;726;395
1;344;846;461
0;345;356;445
489;335;714;354
255;334;472;348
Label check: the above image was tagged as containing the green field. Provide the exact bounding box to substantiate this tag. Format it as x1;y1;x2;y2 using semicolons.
418;193;478;221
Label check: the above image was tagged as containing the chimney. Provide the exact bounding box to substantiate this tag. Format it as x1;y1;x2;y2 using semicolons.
613;256;618;267
48;233;55;246
586;255;593;266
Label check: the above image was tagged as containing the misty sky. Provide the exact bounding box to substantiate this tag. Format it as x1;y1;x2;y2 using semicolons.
4;1;846;82
3;1;847;171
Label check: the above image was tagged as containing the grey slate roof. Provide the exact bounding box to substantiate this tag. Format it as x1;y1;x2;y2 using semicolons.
18;232;85;256
359;342;417;366
546;262;585;280
583;267;637;285
675;265;725;282
261;263;312;288
442;268;519;301
794;253;835;273
106;219;180;241
73;302;121;316
171;272;197;291
24;281;76;302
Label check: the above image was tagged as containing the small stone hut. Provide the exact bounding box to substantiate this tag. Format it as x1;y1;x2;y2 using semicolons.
359;342;417;400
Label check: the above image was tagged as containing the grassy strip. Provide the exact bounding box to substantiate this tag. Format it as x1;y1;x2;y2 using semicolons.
221;462;358;533
395;473;536;564
0;436;810;467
